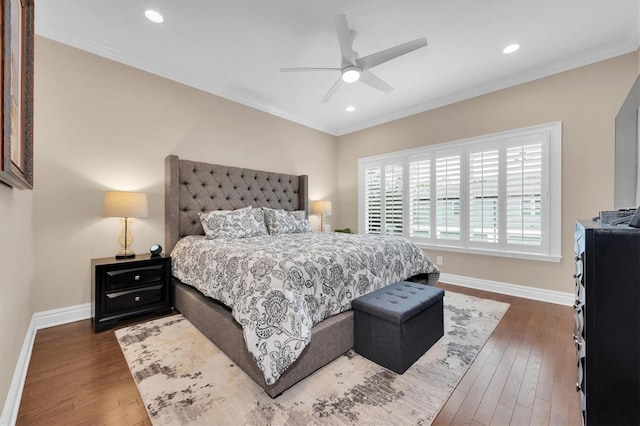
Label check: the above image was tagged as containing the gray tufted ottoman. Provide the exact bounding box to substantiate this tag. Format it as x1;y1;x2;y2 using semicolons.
352;281;445;374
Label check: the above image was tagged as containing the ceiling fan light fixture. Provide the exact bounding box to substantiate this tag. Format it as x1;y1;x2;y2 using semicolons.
342;66;361;83
144;10;164;23
503;43;520;54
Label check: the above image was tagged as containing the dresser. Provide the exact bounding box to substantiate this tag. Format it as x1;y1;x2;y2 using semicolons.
91;254;172;332
574;221;640;425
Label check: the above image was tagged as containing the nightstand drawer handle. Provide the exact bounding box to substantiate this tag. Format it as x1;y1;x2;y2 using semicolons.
134;275;141;281
135;296;141;302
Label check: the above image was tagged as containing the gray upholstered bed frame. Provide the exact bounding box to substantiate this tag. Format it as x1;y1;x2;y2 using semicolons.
165;155;309;253
165;155;354;397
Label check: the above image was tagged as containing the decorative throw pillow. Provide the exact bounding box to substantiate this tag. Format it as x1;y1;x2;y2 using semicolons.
262;208;311;235
198;207;267;239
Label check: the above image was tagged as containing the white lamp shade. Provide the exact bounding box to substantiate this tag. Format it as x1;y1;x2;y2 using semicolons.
102;191;149;218
310;200;332;216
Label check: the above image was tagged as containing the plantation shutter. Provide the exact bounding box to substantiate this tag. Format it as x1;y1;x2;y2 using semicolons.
364;166;381;234
409;158;431;238
435;154;461;241
469;149;500;244
358;121;559;260
505;139;543;246
384;164;404;235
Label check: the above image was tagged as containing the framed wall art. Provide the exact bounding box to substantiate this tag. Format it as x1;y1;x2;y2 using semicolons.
1;0;34;189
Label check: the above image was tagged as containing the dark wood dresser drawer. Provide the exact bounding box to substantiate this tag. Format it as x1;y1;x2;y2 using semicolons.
105;264;165;290
105;284;164;313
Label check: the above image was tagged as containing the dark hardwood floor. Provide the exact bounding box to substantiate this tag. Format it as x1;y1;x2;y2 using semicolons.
433;284;581;426
16;283;581;425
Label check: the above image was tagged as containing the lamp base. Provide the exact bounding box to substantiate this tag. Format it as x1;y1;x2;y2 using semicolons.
116;253;136;259
115;218;136;259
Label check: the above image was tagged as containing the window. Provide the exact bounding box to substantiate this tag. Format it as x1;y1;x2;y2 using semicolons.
435;153;461;242
362;160;405;235
358;122;562;262
364;167;381;234
469;148;499;244
409;157;430;238
384;164;404;236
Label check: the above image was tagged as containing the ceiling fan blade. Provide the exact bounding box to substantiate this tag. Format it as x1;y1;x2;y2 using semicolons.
280;67;341;72
334;14;356;67
356;37;427;71
359;70;393;93
321;77;344;103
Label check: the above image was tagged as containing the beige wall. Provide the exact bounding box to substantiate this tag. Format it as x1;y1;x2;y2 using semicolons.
336;51;639;294
31;36;337;312
0;187;34;409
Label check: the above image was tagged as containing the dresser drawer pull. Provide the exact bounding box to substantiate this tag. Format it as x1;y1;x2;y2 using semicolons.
134;275;141;281
135;296;141;302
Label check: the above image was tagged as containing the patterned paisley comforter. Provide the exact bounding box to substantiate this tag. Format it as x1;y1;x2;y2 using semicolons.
171;232;439;385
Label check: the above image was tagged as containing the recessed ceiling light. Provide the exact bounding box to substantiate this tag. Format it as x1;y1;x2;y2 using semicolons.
503;43;520;54
145;10;164;23
346;105;355;112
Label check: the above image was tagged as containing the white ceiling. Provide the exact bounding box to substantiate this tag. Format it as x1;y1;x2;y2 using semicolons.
36;1;640;136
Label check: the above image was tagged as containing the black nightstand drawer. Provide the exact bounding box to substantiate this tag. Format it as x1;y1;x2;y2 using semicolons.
105;264;165;290
105;284;164;313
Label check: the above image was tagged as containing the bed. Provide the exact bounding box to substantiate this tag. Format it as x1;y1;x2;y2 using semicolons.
165;155;440;397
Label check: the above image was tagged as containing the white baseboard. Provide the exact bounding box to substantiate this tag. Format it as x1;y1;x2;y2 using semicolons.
0;320;36;426
440;272;574;306
1;303;91;426
32;303;91;330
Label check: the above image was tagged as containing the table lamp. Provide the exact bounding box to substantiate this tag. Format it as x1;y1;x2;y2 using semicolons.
310;200;332;232
102;191;149;259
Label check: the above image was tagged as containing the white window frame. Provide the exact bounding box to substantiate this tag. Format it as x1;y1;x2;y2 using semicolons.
357;122;562;262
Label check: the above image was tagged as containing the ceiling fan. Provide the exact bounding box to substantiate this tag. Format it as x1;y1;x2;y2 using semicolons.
280;14;428;103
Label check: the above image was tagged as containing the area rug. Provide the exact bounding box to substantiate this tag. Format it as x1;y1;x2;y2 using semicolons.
116;291;509;425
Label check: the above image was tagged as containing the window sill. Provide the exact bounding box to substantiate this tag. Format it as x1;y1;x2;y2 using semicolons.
415;242;562;263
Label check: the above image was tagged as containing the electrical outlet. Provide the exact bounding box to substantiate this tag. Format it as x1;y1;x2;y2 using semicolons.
436;256;443;266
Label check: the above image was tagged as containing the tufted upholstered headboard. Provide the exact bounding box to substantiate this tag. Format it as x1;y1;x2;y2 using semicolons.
165;155;309;252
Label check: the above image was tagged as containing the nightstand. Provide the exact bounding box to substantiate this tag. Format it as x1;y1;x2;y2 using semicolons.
91;253;172;332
